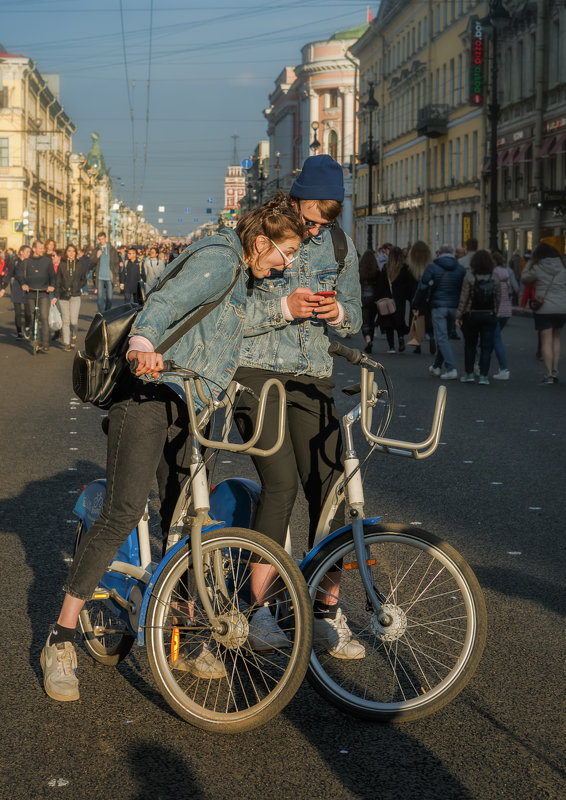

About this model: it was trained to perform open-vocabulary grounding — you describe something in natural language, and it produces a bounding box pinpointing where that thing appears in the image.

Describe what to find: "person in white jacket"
[143,246,164,289]
[521,242,566,384]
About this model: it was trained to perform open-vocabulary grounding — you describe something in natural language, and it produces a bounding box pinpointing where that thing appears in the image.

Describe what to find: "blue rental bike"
[73,367,312,734]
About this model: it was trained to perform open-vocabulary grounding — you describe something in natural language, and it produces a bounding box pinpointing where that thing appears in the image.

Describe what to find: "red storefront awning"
[536,137,556,159]
[548,132,566,156]
[512,143,531,164]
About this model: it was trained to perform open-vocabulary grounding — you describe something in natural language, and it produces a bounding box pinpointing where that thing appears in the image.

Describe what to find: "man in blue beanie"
[234,155,365,660]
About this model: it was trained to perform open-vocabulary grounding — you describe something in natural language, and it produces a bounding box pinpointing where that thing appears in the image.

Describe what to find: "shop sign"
[399,197,423,210]
[546,118,565,133]
[470,17,484,106]
[462,212,474,244]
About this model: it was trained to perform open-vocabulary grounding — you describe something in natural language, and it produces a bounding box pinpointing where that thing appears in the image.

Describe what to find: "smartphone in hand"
[314,290,336,297]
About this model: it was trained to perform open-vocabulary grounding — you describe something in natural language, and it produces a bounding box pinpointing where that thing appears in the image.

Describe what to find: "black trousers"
[25,292,50,345]
[65,382,192,600]
[234,367,343,550]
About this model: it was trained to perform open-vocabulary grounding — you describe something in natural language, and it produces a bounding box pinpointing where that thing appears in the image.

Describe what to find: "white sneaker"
[440,369,458,380]
[387,348,396,354]
[173,644,226,679]
[428,365,441,376]
[492,369,510,380]
[313,609,365,660]
[40,638,79,701]
[247,604,289,651]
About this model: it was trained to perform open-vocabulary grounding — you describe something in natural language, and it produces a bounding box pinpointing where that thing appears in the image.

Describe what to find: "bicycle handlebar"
[129,359,286,458]
[328,341,447,460]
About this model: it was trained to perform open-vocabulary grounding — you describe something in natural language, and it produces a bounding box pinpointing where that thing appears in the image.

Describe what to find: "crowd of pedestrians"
[357,235,566,385]
[0,238,171,351]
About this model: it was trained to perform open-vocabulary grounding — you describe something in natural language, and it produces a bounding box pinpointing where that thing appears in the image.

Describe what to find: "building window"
[0,198,7,219]
[328,129,338,161]
[0,87,8,108]
[455,138,461,182]
[0,138,8,166]
[449,59,455,107]
[472,131,478,178]
[325,88,339,109]
[463,134,469,180]
[457,54,463,105]
[418,21,422,48]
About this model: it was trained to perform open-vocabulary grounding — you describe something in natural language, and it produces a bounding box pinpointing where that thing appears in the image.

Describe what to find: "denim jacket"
[129,228,248,408]
[239,227,362,377]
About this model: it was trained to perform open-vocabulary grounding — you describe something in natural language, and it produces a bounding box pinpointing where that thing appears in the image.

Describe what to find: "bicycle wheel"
[74,521,135,666]
[145,527,312,733]
[303,524,487,722]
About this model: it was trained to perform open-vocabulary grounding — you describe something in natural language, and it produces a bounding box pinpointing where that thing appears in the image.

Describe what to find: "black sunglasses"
[303,217,335,231]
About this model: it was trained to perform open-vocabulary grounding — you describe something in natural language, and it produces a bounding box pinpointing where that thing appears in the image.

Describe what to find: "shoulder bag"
[73,244,242,409]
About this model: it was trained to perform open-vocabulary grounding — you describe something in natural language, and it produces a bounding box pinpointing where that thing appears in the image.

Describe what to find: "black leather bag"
[72,302,140,409]
[72,244,242,409]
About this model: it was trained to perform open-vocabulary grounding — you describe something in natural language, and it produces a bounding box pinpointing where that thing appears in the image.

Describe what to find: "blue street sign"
[241,158,252,170]
[184,207,190,213]
[194,218,199,223]
[177,218,183,223]
[207,197,213,204]
[206,208,212,214]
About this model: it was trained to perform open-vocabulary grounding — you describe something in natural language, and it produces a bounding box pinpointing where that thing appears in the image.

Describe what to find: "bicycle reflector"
[171,626,180,663]
[343,559,376,570]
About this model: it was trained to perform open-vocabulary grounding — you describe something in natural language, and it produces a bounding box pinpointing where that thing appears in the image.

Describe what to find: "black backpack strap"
[330,225,348,274]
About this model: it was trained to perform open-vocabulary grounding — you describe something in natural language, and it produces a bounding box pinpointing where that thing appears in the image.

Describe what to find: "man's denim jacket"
[129,228,248,408]
[239,228,362,377]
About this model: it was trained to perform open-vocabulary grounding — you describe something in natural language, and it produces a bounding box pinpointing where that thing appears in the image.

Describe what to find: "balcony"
[416,105,449,138]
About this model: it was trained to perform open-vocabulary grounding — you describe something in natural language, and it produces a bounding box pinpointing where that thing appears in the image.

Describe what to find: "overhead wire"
[138,0,154,202]
[119,0,137,206]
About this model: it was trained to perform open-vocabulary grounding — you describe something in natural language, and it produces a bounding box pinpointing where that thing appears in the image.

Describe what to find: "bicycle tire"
[303,524,487,722]
[74,521,135,666]
[145,527,312,733]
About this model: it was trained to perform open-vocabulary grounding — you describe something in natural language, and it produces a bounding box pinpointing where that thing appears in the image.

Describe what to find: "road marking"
[463,460,473,463]
[490,482,503,485]
[507,551,522,556]
[528,506,542,510]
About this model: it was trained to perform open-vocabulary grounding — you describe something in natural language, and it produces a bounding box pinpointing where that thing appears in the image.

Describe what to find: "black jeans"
[461,312,498,376]
[13,301,31,333]
[64,382,192,600]
[25,292,50,345]
[234,367,343,550]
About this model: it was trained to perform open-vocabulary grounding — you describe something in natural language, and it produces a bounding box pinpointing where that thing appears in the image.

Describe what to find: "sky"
[1,0,376,237]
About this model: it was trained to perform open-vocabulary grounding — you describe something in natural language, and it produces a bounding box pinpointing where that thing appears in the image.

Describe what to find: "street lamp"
[257,166,266,206]
[310,121,320,154]
[487,0,510,252]
[363,81,379,251]
[275,152,281,189]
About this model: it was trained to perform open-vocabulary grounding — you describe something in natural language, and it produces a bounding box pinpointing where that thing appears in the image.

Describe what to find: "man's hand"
[47,286,55,293]
[22,284,30,292]
[312,293,339,321]
[127,349,164,379]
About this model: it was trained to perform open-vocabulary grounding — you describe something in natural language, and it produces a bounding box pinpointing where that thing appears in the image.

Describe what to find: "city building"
[351,1,489,253]
[492,0,566,255]
[263,24,368,236]
[0,46,75,249]
[221,165,246,225]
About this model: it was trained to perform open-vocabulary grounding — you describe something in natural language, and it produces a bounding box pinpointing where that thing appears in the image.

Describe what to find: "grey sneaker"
[40,638,79,701]
[173,644,226,679]
[428,365,441,377]
[247,604,289,651]
[313,609,365,660]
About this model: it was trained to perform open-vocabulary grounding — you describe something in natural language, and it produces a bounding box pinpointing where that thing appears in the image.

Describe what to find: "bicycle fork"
[343,413,391,626]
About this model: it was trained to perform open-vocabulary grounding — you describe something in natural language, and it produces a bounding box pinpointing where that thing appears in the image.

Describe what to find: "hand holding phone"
[314,290,336,297]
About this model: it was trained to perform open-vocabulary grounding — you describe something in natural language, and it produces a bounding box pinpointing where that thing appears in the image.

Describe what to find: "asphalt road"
[0,293,564,800]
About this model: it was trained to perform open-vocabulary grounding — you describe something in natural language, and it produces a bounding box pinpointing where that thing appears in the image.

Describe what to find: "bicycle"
[72,366,313,734]
[216,341,487,722]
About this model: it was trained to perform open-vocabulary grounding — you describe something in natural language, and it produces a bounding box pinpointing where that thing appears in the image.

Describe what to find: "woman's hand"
[127,349,164,379]
[51,297,58,306]
[287,288,339,320]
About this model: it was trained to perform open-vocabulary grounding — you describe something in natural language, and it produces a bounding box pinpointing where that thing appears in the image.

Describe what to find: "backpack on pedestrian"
[471,276,496,312]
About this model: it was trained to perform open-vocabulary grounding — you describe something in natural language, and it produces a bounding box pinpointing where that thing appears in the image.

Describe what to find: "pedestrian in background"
[491,251,519,380]
[413,244,465,379]
[521,242,566,384]
[407,240,435,355]
[90,231,120,313]
[15,240,56,353]
[359,249,379,353]
[120,246,146,303]
[457,250,501,385]
[0,244,32,339]
[144,246,163,289]
[56,244,87,351]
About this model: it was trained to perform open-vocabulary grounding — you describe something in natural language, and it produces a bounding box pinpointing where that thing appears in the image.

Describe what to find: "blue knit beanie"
[290,154,344,202]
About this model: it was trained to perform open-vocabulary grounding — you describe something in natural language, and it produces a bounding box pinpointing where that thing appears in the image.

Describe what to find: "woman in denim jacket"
[234,155,365,658]
[40,194,304,703]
